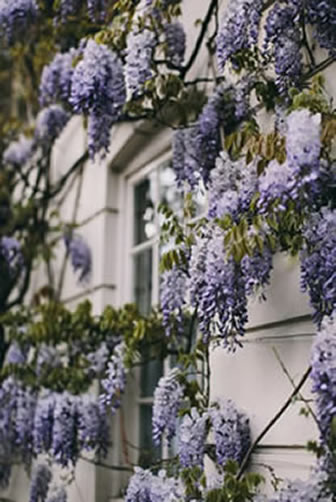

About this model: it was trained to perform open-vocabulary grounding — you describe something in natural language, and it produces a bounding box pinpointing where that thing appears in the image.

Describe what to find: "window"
[127,156,181,466]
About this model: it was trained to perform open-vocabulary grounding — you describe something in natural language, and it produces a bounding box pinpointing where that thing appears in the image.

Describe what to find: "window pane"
[133,174,157,245]
[133,249,152,315]
[140,357,163,398]
[159,163,183,215]
[138,404,161,468]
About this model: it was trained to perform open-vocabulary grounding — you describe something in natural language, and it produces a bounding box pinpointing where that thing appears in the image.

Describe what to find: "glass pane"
[159,163,183,215]
[140,357,163,397]
[133,249,152,315]
[133,173,157,245]
[138,404,161,468]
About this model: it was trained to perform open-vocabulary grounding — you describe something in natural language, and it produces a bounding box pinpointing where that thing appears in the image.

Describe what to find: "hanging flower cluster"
[0,0,38,45]
[125,467,184,502]
[178,407,207,468]
[100,343,127,414]
[300,209,336,326]
[152,368,184,444]
[208,399,251,466]
[39,50,79,107]
[70,39,126,158]
[310,319,336,443]
[64,233,92,283]
[125,29,156,99]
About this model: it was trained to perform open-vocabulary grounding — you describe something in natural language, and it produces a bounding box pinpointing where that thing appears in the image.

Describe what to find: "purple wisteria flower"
[54,0,81,24]
[207,151,257,219]
[160,266,187,336]
[216,0,263,70]
[163,22,185,66]
[208,399,250,466]
[191,227,248,348]
[125,29,156,99]
[87,0,107,22]
[100,343,126,414]
[241,247,273,297]
[263,2,302,93]
[125,468,183,502]
[0,236,24,273]
[268,471,332,502]
[77,395,109,455]
[5,341,28,365]
[86,342,109,375]
[29,464,52,502]
[286,109,321,181]
[310,319,336,443]
[36,344,61,376]
[46,487,67,502]
[70,39,126,158]
[51,392,79,466]
[35,105,70,145]
[152,368,184,445]
[306,0,336,55]
[178,407,207,468]
[33,393,55,454]
[257,159,293,211]
[172,127,201,189]
[0,0,38,45]
[15,386,37,463]
[64,233,92,283]
[300,208,336,326]
[39,50,79,106]
[3,136,34,166]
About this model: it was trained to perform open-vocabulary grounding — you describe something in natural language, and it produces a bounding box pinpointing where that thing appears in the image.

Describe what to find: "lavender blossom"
[100,343,126,414]
[39,50,79,106]
[300,208,336,326]
[70,39,125,157]
[29,464,52,502]
[0,236,24,272]
[257,159,293,211]
[241,246,273,296]
[125,467,152,502]
[5,341,27,365]
[125,468,183,502]
[87,0,107,22]
[33,393,55,454]
[310,319,336,443]
[263,2,302,92]
[286,109,321,181]
[306,0,336,55]
[209,399,250,466]
[46,487,67,502]
[193,227,248,348]
[51,392,79,466]
[78,395,109,455]
[268,472,332,501]
[207,152,243,219]
[36,344,61,376]
[216,0,263,70]
[87,111,113,159]
[178,407,207,468]
[15,386,37,463]
[125,29,156,98]
[152,368,184,445]
[172,127,201,189]
[0,0,38,45]
[35,105,70,145]
[86,342,109,375]
[64,233,92,283]
[160,266,187,336]
[3,136,34,166]
[163,22,185,66]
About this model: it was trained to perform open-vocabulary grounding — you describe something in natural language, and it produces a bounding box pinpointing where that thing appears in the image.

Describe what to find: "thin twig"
[272,347,319,427]
[237,365,311,478]
[181,0,218,78]
[79,455,133,472]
